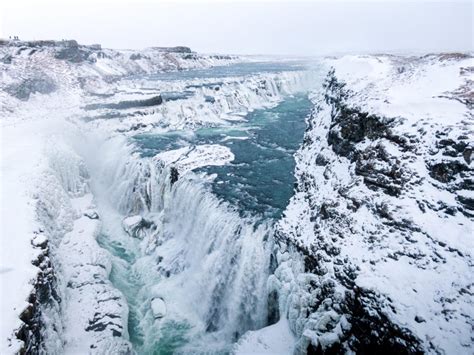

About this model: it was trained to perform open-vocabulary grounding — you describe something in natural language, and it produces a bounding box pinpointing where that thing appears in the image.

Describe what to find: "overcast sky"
[1,0,472,55]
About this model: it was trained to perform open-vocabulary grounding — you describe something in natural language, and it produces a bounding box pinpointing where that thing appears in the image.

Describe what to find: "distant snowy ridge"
[263,54,473,354]
[0,40,239,116]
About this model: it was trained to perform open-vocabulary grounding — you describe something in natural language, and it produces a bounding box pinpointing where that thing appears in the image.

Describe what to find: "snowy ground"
[233,319,296,354]
[0,119,53,353]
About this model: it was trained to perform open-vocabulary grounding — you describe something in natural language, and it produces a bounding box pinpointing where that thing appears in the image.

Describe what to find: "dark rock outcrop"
[152,46,192,53]
[84,95,163,111]
[16,234,61,354]
[54,46,90,63]
[6,76,57,101]
[170,167,179,185]
[2,54,12,64]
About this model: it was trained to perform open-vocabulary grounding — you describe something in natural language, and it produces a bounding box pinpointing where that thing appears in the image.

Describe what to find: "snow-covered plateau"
[0,39,472,355]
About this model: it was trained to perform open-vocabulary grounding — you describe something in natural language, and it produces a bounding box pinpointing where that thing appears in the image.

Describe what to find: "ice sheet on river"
[154,144,234,174]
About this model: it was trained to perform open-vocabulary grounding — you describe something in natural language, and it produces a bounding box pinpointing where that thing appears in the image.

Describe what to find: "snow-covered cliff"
[0,40,237,99]
[267,54,473,354]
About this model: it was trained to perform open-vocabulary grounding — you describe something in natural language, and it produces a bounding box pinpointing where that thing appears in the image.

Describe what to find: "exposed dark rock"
[129,53,143,60]
[267,290,280,325]
[84,95,163,110]
[16,234,61,354]
[320,201,339,220]
[170,167,179,185]
[54,45,90,63]
[435,52,473,61]
[204,95,216,103]
[6,76,57,101]
[46,40,78,48]
[463,147,472,164]
[87,44,102,50]
[315,154,329,166]
[2,54,12,64]
[429,161,467,183]
[129,123,148,131]
[84,210,100,219]
[122,215,156,240]
[85,319,122,333]
[183,53,197,60]
[152,46,192,53]
[211,54,234,60]
[355,143,408,196]
[424,135,474,217]
[3,40,78,48]
[31,235,48,249]
[414,316,426,323]
[339,288,424,355]
[457,194,474,213]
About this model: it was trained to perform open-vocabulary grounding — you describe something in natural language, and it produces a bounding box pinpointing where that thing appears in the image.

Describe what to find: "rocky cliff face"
[15,235,62,355]
[271,55,473,354]
[15,135,134,354]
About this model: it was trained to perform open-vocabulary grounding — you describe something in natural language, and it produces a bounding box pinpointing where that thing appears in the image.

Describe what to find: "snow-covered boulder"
[83,209,99,220]
[151,297,167,319]
[31,233,48,249]
[122,215,156,239]
[122,215,143,232]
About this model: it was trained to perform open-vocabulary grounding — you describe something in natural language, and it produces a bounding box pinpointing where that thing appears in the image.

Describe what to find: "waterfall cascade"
[23,61,319,354]
[84,136,275,353]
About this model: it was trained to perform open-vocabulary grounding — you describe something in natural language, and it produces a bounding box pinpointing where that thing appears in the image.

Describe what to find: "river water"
[93,61,317,354]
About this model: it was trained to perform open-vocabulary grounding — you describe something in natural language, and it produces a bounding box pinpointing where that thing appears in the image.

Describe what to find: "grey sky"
[1,0,472,55]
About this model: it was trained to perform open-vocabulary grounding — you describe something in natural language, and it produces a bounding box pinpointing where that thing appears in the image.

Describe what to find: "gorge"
[0,41,472,355]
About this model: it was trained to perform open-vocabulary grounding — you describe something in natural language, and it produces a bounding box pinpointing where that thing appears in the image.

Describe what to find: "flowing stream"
[89,61,317,354]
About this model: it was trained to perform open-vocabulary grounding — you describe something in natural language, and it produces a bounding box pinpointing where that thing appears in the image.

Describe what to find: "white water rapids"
[80,134,274,354]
